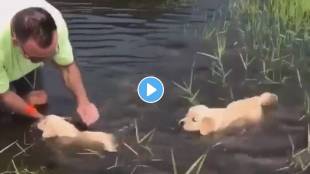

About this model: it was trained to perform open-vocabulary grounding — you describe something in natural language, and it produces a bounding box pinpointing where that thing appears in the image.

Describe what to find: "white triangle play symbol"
[147,83,157,96]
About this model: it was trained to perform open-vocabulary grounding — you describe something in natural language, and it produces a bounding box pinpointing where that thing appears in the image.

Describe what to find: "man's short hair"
[12,7,57,48]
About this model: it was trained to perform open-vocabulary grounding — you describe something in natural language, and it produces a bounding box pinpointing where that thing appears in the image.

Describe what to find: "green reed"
[173,61,200,106]
[171,149,207,174]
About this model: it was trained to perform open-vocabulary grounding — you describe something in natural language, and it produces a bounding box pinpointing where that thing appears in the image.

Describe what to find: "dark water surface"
[0,0,309,173]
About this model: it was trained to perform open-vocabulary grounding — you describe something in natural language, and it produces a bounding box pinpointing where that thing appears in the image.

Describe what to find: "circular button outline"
[137,76,164,104]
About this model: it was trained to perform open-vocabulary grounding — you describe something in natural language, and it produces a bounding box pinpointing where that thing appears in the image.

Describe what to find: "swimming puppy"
[37,115,118,152]
[179,92,278,135]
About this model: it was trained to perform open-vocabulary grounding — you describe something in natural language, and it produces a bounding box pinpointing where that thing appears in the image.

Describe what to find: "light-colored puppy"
[179,92,278,135]
[37,115,118,152]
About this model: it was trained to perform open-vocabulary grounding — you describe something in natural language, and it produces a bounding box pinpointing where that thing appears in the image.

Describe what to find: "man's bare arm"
[0,91,43,118]
[59,62,90,105]
[58,62,99,125]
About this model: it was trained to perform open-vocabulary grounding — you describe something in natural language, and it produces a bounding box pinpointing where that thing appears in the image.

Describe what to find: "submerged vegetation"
[171,149,207,174]
[0,140,44,174]
[1,0,309,173]
[175,0,310,172]
[175,0,310,102]
[177,0,310,102]
[228,0,310,83]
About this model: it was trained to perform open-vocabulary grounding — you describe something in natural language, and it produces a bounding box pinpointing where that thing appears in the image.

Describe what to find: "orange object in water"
[24,105,38,117]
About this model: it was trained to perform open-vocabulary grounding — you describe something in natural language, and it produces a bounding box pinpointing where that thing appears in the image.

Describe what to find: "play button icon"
[147,83,157,96]
[137,76,164,103]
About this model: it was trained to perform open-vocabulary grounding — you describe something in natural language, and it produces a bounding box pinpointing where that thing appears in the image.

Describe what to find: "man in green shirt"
[0,1,99,126]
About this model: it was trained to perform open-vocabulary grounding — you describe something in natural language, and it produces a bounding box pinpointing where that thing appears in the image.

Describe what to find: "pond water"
[0,0,309,173]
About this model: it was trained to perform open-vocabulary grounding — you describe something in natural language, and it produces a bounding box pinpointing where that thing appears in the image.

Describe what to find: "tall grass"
[171,149,207,174]
[198,21,231,87]
[269,0,310,33]
[284,125,310,172]
[2,160,45,174]
[222,1,310,172]
[228,0,310,84]
[173,61,200,106]
[0,141,43,174]
[231,0,310,34]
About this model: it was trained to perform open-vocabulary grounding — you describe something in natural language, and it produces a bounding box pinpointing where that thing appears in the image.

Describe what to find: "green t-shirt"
[0,0,74,93]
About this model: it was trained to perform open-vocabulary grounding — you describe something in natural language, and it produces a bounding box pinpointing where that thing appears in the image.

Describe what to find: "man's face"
[17,32,58,63]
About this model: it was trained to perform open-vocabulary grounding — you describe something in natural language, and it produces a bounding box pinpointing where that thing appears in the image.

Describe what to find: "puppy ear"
[199,117,215,135]
[40,124,56,138]
[42,129,56,138]
[37,118,56,138]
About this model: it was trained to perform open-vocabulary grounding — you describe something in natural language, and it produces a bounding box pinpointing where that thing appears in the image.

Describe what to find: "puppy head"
[179,105,215,135]
[37,115,79,138]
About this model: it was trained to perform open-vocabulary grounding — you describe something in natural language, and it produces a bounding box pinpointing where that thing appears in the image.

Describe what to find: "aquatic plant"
[228,0,310,84]
[122,119,156,158]
[2,160,45,174]
[0,141,43,174]
[198,21,231,88]
[173,61,200,106]
[285,125,310,173]
[268,0,310,34]
[230,0,310,34]
[171,149,207,174]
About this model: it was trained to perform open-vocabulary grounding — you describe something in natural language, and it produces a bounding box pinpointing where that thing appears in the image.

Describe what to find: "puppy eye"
[192,117,198,122]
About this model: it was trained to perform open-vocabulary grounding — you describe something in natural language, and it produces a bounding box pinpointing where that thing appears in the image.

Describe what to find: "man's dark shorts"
[10,68,43,97]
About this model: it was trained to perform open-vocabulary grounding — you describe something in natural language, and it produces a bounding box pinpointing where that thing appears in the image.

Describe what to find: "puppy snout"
[175,119,185,132]
[178,119,185,126]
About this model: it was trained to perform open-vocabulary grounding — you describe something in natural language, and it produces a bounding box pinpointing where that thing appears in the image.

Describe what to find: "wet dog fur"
[179,92,278,135]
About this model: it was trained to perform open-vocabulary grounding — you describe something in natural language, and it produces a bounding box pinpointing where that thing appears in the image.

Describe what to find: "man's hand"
[0,91,45,119]
[77,102,100,126]
[60,63,100,126]
[25,90,48,105]
[32,110,44,119]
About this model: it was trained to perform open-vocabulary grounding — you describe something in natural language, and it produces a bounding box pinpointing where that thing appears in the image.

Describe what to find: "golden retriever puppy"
[37,115,118,152]
[179,92,278,135]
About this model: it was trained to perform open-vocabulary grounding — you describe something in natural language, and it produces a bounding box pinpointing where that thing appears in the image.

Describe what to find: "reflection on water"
[0,0,308,173]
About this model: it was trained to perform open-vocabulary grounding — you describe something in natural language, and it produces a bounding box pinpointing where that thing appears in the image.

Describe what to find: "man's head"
[11,7,58,63]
